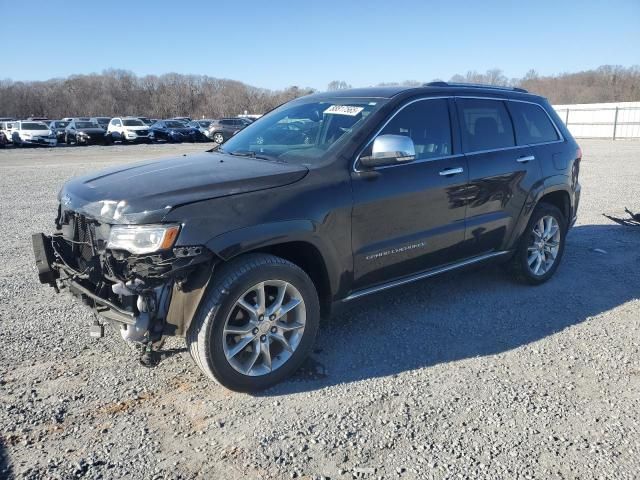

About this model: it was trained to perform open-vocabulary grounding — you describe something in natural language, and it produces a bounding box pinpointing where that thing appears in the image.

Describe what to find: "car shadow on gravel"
[265,224,640,396]
[0,439,11,479]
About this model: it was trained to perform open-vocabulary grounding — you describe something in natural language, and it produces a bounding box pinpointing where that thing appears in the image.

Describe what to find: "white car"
[107,117,151,143]
[0,121,17,144]
[11,121,57,147]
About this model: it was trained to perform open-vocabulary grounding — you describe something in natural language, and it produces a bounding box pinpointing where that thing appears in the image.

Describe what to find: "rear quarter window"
[456,98,515,152]
[507,101,559,145]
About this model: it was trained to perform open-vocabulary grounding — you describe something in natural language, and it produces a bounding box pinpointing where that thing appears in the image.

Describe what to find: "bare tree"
[0,70,315,119]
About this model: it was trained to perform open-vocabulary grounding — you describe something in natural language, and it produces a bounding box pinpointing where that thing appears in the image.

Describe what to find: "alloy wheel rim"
[527,215,561,276]
[222,280,306,377]
[214,133,223,143]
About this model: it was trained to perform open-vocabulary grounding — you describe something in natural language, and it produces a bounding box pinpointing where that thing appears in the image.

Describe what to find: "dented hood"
[59,151,308,224]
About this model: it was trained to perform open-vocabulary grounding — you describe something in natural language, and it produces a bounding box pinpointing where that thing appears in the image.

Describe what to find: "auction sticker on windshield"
[324,105,365,116]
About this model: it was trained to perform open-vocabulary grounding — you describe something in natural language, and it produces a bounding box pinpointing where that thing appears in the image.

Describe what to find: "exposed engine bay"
[33,205,216,349]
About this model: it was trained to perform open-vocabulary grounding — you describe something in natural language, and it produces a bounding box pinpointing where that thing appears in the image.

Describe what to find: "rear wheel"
[510,202,567,285]
[213,132,224,144]
[187,253,320,392]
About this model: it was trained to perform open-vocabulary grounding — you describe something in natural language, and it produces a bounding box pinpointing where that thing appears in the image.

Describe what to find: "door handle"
[516,155,535,163]
[439,167,464,176]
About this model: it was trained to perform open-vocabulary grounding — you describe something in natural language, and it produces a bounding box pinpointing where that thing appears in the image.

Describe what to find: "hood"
[22,129,52,136]
[76,128,105,135]
[60,151,308,224]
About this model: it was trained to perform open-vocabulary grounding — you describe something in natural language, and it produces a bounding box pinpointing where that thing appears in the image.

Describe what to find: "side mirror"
[359,134,416,169]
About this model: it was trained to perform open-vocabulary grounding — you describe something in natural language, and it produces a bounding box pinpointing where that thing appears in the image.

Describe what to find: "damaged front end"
[33,206,216,345]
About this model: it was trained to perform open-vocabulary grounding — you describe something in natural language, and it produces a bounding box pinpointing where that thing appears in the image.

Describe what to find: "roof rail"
[423,81,528,93]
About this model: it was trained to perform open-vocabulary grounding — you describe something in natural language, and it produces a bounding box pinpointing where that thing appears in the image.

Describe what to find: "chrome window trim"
[352,95,565,172]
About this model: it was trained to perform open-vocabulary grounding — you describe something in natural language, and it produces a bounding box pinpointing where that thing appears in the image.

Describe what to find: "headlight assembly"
[107,224,180,254]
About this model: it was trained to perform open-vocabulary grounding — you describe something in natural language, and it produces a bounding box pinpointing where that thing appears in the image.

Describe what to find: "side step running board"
[343,251,510,302]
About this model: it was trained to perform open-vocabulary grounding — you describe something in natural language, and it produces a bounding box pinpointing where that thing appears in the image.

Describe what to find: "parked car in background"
[11,121,57,147]
[208,118,248,144]
[63,117,91,122]
[107,117,151,143]
[137,117,154,126]
[172,116,191,123]
[90,117,111,131]
[149,120,201,143]
[65,120,108,145]
[27,117,49,122]
[0,121,16,144]
[49,120,70,143]
[237,117,255,126]
[187,119,215,140]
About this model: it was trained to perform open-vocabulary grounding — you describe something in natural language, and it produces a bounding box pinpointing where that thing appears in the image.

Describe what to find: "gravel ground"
[0,140,639,480]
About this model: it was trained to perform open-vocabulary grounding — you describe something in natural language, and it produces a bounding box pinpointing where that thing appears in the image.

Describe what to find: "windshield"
[123,119,144,127]
[76,122,100,129]
[54,121,69,128]
[165,121,187,128]
[219,98,385,163]
[22,122,48,130]
[198,121,211,128]
[96,118,110,125]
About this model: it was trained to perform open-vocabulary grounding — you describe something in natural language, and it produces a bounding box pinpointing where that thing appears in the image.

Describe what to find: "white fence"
[552,101,640,139]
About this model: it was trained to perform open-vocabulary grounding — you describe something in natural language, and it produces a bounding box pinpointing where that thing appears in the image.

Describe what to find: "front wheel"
[510,202,567,285]
[187,253,320,392]
[212,132,224,144]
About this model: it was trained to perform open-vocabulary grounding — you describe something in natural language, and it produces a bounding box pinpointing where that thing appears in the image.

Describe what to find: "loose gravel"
[0,140,639,479]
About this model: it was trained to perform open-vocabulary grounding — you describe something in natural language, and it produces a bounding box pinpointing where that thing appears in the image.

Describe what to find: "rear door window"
[507,101,559,145]
[456,98,515,153]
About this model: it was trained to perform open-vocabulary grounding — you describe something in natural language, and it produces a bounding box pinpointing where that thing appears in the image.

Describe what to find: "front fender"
[205,220,344,300]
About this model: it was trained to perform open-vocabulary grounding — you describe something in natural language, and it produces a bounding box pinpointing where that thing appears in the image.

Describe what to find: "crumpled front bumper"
[32,232,137,325]
[32,230,215,341]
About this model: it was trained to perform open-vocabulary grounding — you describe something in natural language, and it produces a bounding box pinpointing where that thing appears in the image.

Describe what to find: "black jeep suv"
[33,83,581,391]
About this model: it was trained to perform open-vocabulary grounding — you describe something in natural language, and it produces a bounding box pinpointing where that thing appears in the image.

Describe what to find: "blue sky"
[1,0,638,91]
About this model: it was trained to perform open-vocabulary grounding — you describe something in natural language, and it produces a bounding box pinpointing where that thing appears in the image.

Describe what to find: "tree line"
[0,69,314,120]
[1,65,638,120]
[328,65,640,105]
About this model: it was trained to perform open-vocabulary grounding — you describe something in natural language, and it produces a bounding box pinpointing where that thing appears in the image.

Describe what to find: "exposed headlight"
[107,224,180,254]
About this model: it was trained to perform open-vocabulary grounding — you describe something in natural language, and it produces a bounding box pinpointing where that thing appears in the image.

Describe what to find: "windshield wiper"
[227,150,256,158]
[226,150,277,162]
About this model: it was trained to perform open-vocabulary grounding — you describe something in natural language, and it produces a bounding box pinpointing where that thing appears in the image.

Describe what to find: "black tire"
[187,253,320,392]
[64,133,72,145]
[510,202,567,285]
